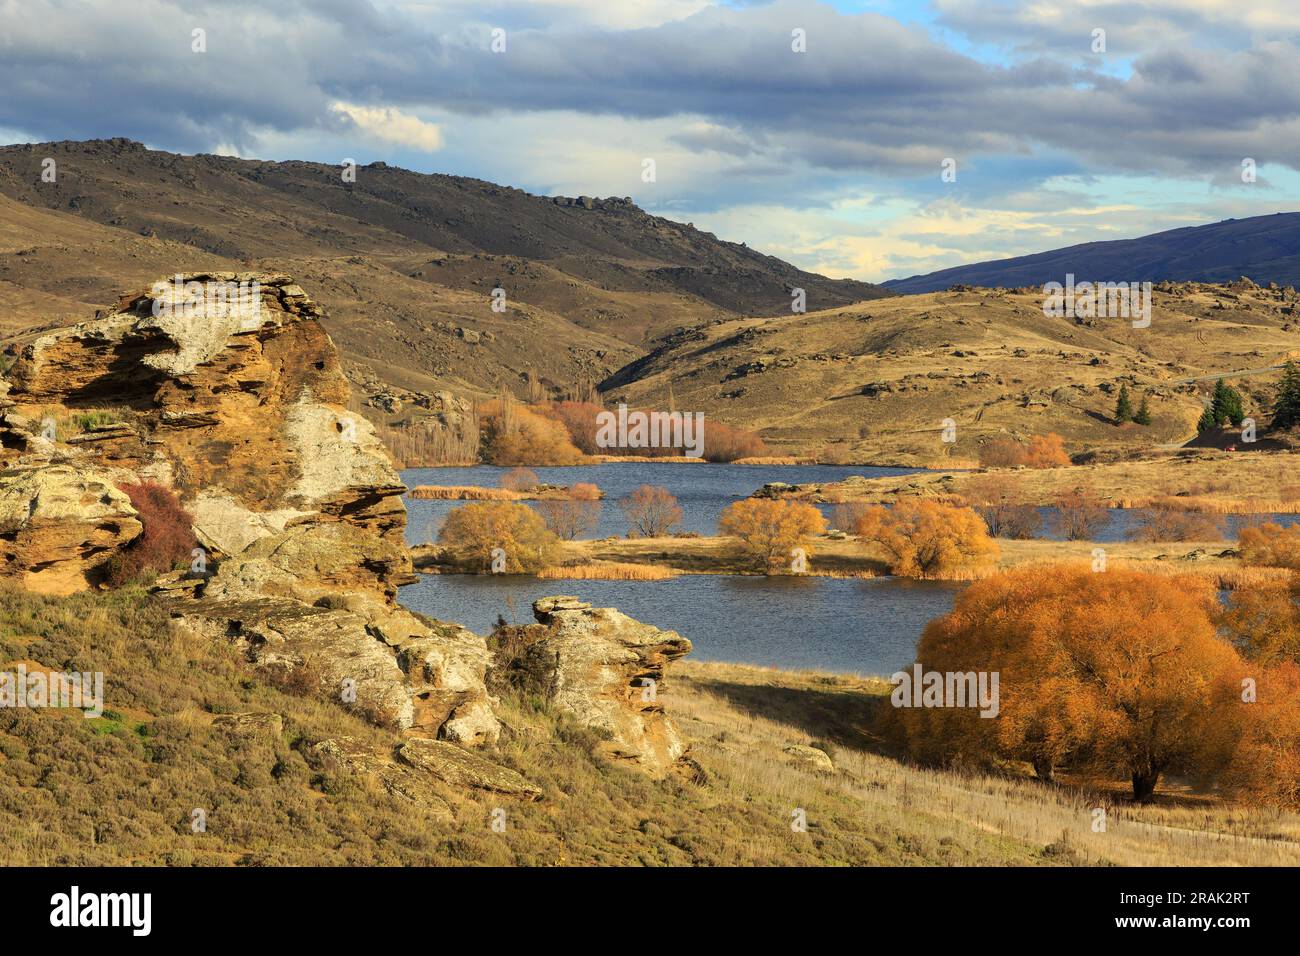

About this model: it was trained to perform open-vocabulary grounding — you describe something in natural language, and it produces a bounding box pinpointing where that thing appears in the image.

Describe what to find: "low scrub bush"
[104,482,196,586]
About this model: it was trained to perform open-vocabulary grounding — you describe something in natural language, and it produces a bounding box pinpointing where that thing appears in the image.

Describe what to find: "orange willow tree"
[853,500,998,579]
[437,502,561,573]
[897,565,1246,802]
[718,498,827,573]
[1217,575,1300,807]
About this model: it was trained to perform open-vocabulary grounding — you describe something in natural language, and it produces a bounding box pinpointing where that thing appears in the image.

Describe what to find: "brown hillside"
[602,281,1300,463]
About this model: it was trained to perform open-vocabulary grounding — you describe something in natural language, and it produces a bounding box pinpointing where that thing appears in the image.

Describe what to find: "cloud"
[3,0,1300,282]
[330,102,444,152]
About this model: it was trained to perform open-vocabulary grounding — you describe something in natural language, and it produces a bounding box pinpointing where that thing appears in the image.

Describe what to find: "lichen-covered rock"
[309,737,454,820]
[173,597,415,730]
[397,737,541,799]
[492,595,692,775]
[783,744,835,774]
[1,273,411,590]
[0,273,499,755]
[0,464,142,594]
[398,622,499,745]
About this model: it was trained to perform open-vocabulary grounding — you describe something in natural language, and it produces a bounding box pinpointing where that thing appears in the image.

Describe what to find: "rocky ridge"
[0,273,694,793]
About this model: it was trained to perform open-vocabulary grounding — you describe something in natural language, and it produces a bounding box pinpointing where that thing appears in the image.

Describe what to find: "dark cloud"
[3,1,1299,191]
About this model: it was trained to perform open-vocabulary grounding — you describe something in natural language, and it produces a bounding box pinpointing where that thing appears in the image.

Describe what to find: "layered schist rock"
[0,273,499,745]
[2,272,409,592]
[0,464,142,594]
[491,596,693,775]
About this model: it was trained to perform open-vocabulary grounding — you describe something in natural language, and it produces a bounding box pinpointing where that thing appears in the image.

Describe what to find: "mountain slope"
[601,280,1300,463]
[0,139,887,408]
[884,212,1300,294]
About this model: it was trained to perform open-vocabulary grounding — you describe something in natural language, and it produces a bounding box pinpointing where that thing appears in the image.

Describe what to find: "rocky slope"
[0,272,693,783]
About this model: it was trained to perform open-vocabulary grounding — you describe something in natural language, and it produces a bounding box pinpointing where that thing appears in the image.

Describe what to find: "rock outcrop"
[0,464,142,594]
[0,273,499,745]
[2,272,409,593]
[491,596,693,775]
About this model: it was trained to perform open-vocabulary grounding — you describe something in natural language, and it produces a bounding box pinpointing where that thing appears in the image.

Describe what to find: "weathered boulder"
[0,464,142,594]
[397,621,499,745]
[173,597,416,729]
[212,712,285,738]
[309,737,454,820]
[490,596,692,775]
[783,744,835,774]
[397,737,541,799]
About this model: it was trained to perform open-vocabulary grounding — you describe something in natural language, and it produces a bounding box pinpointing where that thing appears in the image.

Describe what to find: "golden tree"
[718,498,827,573]
[437,502,562,573]
[898,566,1245,801]
[853,500,998,578]
[1238,522,1300,570]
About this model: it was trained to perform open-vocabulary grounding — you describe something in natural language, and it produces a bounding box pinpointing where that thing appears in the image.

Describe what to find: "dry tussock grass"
[1116,494,1300,514]
[673,660,1300,867]
[408,485,524,500]
[537,561,679,581]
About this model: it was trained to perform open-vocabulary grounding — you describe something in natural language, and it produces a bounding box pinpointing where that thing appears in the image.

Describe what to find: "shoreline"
[409,534,1276,588]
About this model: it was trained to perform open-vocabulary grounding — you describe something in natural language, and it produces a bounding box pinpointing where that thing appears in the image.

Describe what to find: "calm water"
[397,571,962,676]
[401,462,919,545]
[395,463,1298,674]
[401,462,1300,545]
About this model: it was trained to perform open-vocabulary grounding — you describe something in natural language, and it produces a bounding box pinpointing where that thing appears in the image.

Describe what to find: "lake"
[400,461,919,544]
[397,570,963,676]
[395,462,1297,675]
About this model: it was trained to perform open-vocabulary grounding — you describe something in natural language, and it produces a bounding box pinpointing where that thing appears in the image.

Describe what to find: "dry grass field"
[5,586,1297,866]
[806,449,1300,511]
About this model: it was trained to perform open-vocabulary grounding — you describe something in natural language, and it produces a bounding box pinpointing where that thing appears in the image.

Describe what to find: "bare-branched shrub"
[1126,506,1225,542]
[619,485,683,538]
[1054,487,1111,540]
[536,483,603,540]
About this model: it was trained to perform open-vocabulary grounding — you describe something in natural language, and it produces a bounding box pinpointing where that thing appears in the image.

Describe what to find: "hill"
[0,139,886,411]
[5,586,1294,866]
[600,279,1300,463]
[884,212,1300,294]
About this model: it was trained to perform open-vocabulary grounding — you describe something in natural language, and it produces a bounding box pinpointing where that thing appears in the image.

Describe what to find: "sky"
[2,0,1299,282]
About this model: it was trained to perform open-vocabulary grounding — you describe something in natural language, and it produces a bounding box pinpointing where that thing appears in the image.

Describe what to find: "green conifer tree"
[1114,383,1133,423]
[1272,361,1300,431]
[1134,395,1152,426]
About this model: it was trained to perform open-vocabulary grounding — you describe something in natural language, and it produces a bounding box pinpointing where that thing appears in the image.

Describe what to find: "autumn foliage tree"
[1238,522,1300,570]
[1215,577,1300,807]
[479,395,583,466]
[535,482,603,540]
[436,502,561,573]
[718,498,828,573]
[852,500,998,579]
[978,433,1070,469]
[897,566,1246,801]
[619,484,683,537]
